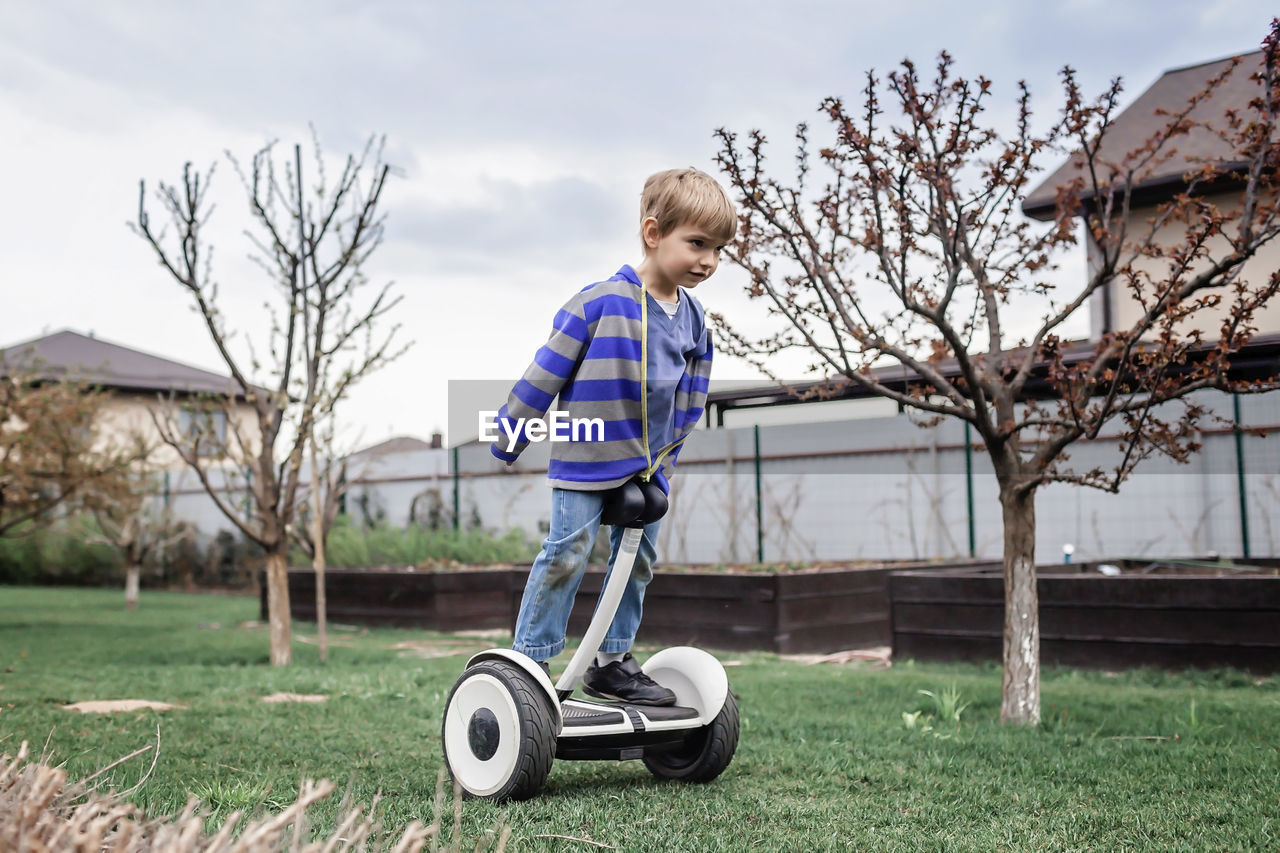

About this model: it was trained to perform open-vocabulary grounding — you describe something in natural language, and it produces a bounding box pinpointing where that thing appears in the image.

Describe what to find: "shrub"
[304,516,537,568]
[0,518,122,586]
[0,516,263,590]
[1,513,536,588]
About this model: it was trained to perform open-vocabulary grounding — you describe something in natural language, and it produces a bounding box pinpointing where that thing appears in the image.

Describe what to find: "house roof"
[1022,51,1265,221]
[349,435,435,458]
[1,329,245,398]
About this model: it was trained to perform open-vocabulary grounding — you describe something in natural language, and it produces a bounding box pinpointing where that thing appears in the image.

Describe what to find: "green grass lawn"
[1,585,1277,852]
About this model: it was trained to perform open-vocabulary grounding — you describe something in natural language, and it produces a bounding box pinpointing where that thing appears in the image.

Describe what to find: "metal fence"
[161,388,1279,564]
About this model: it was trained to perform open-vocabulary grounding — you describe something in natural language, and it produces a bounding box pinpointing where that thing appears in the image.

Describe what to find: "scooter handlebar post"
[555,526,643,694]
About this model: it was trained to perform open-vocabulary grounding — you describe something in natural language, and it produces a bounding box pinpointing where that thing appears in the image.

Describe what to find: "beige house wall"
[93,393,260,470]
[1097,190,1280,339]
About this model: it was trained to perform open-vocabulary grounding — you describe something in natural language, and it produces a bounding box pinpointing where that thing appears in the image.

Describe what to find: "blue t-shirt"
[644,288,700,459]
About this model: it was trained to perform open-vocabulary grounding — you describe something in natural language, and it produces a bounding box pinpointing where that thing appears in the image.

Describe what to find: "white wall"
[160,388,1279,563]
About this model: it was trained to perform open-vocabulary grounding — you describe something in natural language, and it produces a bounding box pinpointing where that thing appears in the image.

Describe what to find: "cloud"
[387,173,629,273]
[1,0,1274,444]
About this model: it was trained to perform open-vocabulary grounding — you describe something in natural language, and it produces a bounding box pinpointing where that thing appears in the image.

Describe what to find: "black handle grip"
[600,477,669,528]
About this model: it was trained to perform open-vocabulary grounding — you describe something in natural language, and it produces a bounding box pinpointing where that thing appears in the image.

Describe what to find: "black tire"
[642,688,739,783]
[441,660,556,802]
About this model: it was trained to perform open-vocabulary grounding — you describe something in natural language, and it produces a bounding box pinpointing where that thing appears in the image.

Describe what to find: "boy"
[490,167,736,705]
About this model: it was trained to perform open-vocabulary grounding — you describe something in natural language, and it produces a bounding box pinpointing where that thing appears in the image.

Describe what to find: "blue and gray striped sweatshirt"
[490,265,713,493]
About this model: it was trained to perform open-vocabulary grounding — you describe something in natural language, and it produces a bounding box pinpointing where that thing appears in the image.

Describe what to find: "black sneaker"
[583,654,676,706]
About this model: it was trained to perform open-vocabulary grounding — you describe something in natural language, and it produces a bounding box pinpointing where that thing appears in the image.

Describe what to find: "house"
[1022,50,1280,340]
[0,329,258,469]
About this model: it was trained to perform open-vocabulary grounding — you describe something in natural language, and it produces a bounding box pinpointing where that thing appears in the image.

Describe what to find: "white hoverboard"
[440,478,739,801]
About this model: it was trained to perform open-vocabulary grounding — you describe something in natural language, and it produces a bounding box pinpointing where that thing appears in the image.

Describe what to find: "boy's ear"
[641,216,662,250]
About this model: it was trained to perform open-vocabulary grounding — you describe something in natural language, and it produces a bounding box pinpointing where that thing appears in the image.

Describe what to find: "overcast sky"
[3,0,1273,449]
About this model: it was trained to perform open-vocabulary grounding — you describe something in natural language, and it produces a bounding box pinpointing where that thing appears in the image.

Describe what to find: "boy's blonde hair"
[640,168,737,251]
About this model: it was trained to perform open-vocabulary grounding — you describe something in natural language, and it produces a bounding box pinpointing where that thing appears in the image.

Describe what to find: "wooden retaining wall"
[889,562,1280,673]
[271,559,1280,669]
[282,567,519,632]
[276,564,895,654]
[553,566,893,653]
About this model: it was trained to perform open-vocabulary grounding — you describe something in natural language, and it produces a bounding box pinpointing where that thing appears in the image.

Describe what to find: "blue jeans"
[512,487,661,661]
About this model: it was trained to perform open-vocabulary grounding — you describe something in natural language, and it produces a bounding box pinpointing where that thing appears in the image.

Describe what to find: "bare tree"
[713,24,1280,724]
[290,411,352,663]
[82,468,185,610]
[0,362,143,537]
[133,132,406,666]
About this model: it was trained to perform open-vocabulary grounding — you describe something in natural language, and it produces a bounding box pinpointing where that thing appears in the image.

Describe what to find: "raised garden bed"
[280,566,517,633]
[889,558,1280,673]
[553,564,894,653]
[274,562,901,654]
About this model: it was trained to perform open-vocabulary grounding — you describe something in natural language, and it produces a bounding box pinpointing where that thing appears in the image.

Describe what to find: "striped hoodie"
[490,266,713,493]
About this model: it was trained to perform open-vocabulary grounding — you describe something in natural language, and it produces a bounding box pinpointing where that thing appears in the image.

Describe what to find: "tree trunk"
[311,460,328,664]
[124,564,141,610]
[264,549,292,666]
[999,483,1040,725]
[309,439,329,663]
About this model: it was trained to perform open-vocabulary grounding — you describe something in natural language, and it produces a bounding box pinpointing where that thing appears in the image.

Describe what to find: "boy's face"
[643,220,726,292]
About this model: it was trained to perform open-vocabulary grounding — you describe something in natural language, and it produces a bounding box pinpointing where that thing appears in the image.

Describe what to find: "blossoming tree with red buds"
[714,23,1280,724]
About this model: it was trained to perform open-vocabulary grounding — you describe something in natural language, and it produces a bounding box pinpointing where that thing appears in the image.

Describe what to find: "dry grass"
[0,739,506,853]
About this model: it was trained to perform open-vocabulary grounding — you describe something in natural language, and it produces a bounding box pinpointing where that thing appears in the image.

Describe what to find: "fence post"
[1232,393,1251,558]
[964,421,975,558]
[754,424,764,564]
[452,446,461,532]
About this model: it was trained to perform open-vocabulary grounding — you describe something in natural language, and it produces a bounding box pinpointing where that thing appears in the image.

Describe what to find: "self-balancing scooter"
[441,477,739,801]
